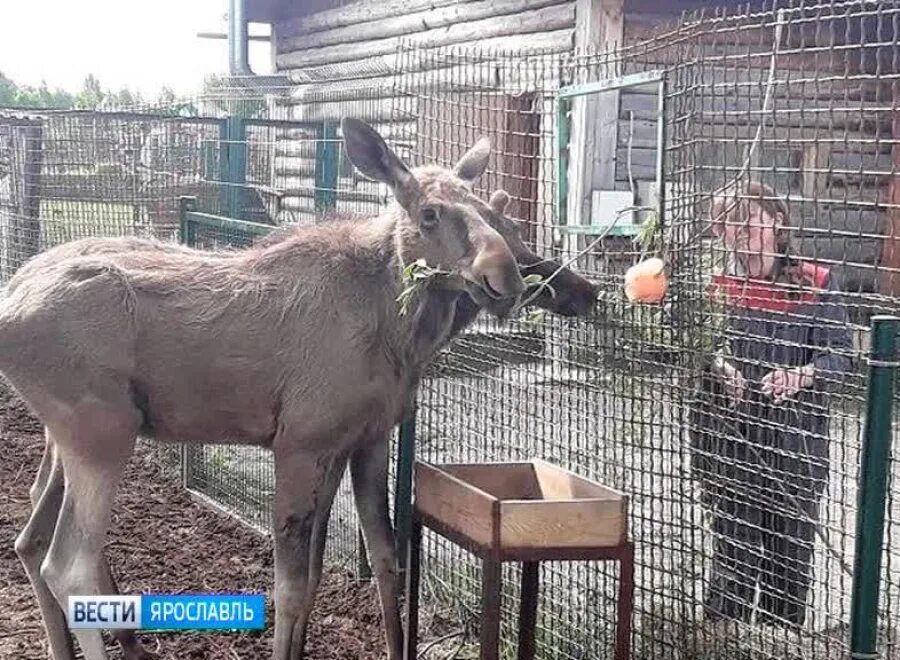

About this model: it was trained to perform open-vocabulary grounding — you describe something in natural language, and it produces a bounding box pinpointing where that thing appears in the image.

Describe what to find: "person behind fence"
[689,181,853,626]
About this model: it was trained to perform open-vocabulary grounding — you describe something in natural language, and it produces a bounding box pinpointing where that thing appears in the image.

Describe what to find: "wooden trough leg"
[480,558,503,660]
[516,561,540,660]
[404,516,422,660]
[614,543,635,660]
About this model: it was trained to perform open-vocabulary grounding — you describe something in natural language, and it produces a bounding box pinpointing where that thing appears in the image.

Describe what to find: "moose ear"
[489,190,510,214]
[341,117,411,189]
[454,137,491,183]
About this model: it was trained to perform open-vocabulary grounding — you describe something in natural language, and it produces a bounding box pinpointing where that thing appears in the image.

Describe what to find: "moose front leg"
[272,443,329,660]
[350,435,403,660]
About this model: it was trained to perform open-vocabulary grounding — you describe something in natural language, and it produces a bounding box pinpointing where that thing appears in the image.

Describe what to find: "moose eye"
[421,207,440,230]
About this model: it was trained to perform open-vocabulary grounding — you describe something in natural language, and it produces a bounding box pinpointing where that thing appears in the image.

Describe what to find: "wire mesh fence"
[0,0,897,658]
[395,2,897,659]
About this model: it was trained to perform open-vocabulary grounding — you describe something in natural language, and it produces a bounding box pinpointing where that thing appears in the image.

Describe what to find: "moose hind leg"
[272,444,330,660]
[351,437,403,660]
[295,451,349,652]
[40,402,140,660]
[15,446,76,660]
[30,429,55,507]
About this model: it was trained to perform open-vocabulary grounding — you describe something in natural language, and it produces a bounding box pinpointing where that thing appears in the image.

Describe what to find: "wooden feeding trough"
[404,459,633,660]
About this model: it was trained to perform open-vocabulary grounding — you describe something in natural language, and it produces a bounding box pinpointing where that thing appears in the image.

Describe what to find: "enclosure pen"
[0,0,899,658]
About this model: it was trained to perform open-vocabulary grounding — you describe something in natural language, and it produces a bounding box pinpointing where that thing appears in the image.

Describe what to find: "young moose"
[0,118,527,660]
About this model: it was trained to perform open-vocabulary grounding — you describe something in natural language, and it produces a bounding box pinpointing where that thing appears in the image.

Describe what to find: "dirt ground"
[0,383,400,660]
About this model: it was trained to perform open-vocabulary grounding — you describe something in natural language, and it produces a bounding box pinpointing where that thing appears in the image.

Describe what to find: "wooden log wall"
[271,0,576,226]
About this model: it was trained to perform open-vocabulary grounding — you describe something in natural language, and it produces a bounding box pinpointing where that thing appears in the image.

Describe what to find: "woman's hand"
[761,364,815,403]
[712,356,746,406]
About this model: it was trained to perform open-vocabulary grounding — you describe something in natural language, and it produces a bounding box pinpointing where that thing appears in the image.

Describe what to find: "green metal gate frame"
[211,117,340,221]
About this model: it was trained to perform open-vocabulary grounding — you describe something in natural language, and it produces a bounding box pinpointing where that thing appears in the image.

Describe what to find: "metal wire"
[394,3,896,659]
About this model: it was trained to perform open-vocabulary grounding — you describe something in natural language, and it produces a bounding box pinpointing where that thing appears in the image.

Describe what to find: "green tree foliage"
[0,71,75,109]
[0,72,148,111]
[75,74,104,109]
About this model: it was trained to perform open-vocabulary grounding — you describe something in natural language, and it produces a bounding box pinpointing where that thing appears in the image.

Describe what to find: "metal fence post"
[178,195,197,246]
[218,116,246,219]
[394,413,417,572]
[850,315,898,659]
[556,97,571,227]
[314,120,339,213]
[177,195,198,490]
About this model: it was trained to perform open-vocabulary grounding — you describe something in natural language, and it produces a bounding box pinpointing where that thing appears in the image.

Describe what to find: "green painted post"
[177,194,198,490]
[394,414,416,572]
[229,116,247,219]
[556,98,571,227]
[217,120,230,217]
[202,139,217,185]
[315,121,340,213]
[218,117,247,219]
[850,315,898,659]
[178,196,197,247]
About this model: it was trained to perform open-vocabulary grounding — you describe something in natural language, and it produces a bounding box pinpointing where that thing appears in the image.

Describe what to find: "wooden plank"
[497,94,541,238]
[280,0,569,52]
[794,216,884,238]
[686,161,890,188]
[275,140,319,159]
[289,64,500,103]
[500,499,626,548]
[414,462,496,548]
[532,460,624,500]
[614,148,656,182]
[415,90,542,243]
[284,183,386,206]
[272,172,318,188]
[278,30,573,82]
[277,195,316,212]
[692,122,894,154]
[798,236,883,266]
[275,4,574,69]
[878,81,900,296]
[445,463,542,500]
[625,10,683,42]
[285,97,418,124]
[622,91,892,130]
[277,0,465,39]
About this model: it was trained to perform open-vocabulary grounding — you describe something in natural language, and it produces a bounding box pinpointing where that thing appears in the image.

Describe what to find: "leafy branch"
[396,259,451,316]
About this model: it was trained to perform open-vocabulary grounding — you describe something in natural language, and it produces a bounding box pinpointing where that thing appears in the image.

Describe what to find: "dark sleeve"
[808,270,854,381]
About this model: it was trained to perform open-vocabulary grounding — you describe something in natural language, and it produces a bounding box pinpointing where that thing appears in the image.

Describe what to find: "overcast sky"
[0,0,273,97]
